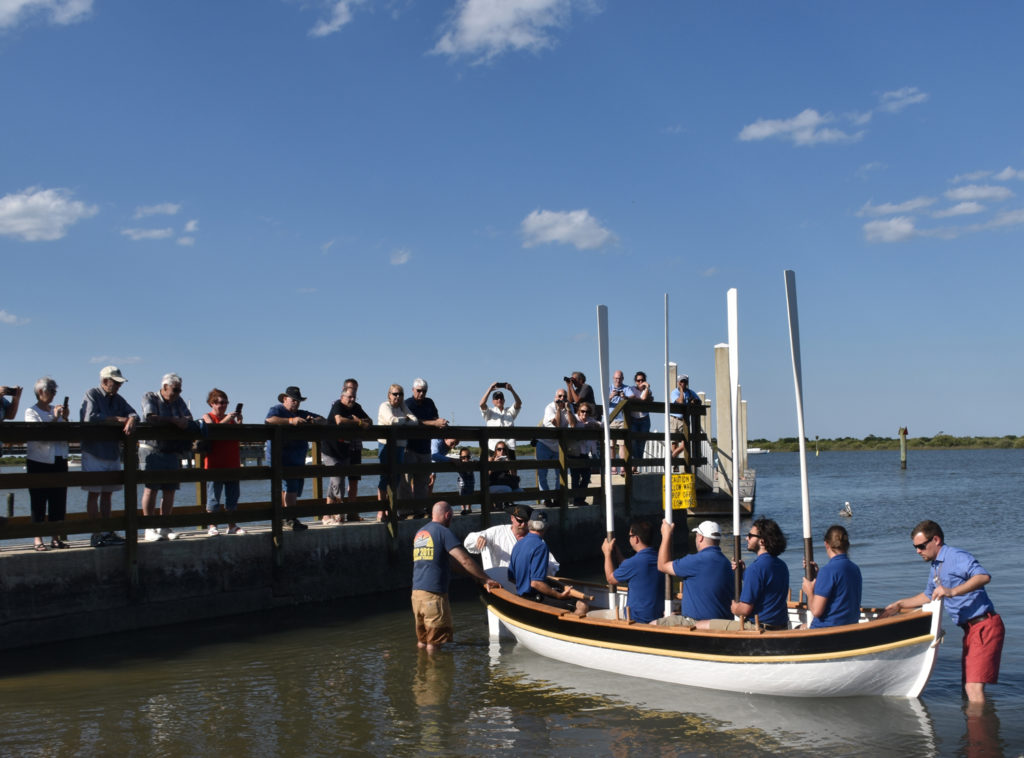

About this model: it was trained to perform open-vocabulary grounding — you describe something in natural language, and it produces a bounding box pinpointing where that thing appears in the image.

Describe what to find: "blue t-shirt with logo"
[412,521,461,594]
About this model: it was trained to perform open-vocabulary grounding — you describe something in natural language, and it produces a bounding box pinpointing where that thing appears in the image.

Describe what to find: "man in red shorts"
[411,501,499,652]
[883,520,1004,703]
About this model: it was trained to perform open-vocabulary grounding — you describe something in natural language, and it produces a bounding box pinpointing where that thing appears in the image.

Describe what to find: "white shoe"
[144,528,165,542]
[162,528,180,541]
[207,525,220,537]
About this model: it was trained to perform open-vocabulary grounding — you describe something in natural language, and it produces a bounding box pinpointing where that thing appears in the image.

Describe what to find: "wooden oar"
[727,288,742,600]
[662,294,674,615]
[784,270,814,577]
[547,577,595,602]
[596,305,613,540]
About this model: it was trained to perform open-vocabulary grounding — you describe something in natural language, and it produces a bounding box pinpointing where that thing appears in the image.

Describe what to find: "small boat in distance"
[747,447,769,454]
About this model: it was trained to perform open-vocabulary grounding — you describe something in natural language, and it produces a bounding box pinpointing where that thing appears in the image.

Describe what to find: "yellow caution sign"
[663,473,696,511]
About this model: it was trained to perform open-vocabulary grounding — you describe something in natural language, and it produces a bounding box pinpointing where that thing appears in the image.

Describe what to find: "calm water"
[0,449,1021,756]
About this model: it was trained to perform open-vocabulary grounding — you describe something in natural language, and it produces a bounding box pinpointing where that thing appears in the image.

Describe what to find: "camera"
[497,382,509,389]
[563,377,572,384]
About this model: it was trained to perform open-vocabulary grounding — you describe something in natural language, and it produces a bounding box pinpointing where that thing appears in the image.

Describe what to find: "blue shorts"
[143,450,181,491]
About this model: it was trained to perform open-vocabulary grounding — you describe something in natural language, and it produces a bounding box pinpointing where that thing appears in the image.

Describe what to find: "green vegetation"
[746,434,1024,452]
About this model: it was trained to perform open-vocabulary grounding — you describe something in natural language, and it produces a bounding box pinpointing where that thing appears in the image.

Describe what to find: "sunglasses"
[913,540,930,551]
[746,532,760,539]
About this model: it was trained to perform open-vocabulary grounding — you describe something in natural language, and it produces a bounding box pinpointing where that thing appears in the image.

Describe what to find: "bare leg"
[964,682,986,703]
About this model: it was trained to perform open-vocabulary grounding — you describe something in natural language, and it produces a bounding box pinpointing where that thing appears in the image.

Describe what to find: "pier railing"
[0,399,706,553]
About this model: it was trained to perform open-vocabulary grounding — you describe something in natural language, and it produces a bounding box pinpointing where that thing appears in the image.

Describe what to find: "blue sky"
[2,1,1022,440]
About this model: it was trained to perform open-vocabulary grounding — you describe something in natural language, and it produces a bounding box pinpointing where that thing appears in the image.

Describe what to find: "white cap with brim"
[100,366,127,383]
[692,520,722,539]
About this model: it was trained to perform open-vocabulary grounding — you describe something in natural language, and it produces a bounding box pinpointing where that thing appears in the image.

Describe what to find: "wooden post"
[5,492,11,518]
[479,432,491,528]
[310,441,323,518]
[556,427,568,530]
[899,426,908,469]
[123,438,140,599]
[385,428,399,539]
[270,427,284,569]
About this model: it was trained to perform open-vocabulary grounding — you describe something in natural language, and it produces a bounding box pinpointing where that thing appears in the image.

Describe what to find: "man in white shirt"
[479,381,522,452]
[463,504,561,573]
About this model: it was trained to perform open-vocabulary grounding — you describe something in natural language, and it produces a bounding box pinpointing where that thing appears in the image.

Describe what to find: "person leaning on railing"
[265,386,326,531]
[376,383,418,520]
[24,376,69,551]
[80,365,139,548]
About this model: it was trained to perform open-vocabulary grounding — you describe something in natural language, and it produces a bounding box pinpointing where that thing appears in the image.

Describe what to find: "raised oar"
[727,288,742,600]
[784,270,814,577]
[662,294,674,615]
[596,305,613,540]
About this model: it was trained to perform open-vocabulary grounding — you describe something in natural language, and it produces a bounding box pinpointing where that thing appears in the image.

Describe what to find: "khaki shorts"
[411,589,453,646]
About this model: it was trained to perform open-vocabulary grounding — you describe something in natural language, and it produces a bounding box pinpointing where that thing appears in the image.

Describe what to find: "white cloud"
[945,184,1014,202]
[521,208,614,250]
[855,161,886,180]
[390,248,411,265]
[932,202,984,218]
[0,0,92,29]
[950,170,992,184]
[176,236,195,246]
[89,355,142,365]
[863,216,916,243]
[309,0,363,37]
[994,166,1024,181]
[121,227,174,241]
[183,218,199,233]
[877,86,929,113]
[432,0,586,63]
[0,309,29,326]
[134,202,180,218]
[0,186,98,241]
[986,208,1024,228]
[738,109,863,146]
[857,197,934,217]
[321,239,335,253]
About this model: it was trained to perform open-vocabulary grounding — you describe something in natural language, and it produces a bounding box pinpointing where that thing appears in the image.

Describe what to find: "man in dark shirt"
[404,378,448,504]
[323,381,371,524]
[412,501,498,653]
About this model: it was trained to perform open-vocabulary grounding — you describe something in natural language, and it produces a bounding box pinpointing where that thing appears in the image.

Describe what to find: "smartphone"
[235,403,243,415]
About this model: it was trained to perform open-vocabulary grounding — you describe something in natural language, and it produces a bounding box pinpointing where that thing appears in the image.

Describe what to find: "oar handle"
[547,576,594,602]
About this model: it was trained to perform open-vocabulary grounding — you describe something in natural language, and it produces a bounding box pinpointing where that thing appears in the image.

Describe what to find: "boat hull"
[481,588,942,698]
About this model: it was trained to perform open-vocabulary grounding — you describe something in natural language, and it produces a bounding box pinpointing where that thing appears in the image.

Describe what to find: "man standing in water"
[412,501,499,653]
[882,519,1004,704]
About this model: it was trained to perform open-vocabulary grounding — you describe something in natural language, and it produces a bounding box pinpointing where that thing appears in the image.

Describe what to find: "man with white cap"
[80,366,139,547]
[464,504,561,574]
[656,518,733,626]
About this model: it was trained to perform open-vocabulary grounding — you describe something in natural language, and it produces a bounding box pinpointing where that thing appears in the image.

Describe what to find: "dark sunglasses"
[913,540,930,551]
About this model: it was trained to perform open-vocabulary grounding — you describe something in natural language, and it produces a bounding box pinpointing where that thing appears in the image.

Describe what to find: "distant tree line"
[745,434,1024,452]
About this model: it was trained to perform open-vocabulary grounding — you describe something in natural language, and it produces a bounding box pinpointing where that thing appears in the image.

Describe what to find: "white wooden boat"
[480,582,943,698]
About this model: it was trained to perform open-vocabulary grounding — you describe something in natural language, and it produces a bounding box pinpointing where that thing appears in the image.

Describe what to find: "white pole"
[596,305,614,537]
[784,270,814,576]
[727,288,741,599]
[663,294,673,524]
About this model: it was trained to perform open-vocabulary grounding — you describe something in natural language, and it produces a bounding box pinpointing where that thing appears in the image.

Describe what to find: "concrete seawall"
[0,478,675,651]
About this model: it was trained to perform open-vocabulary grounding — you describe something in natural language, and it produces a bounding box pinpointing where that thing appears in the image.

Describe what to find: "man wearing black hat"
[265,386,326,530]
[464,504,561,574]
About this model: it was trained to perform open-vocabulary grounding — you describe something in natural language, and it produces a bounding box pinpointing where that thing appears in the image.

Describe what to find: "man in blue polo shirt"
[883,519,1004,704]
[509,511,588,616]
[801,524,862,628]
[601,519,662,624]
[710,517,790,631]
[656,519,732,627]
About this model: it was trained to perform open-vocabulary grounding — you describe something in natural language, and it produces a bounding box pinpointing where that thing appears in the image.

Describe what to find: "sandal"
[51,538,69,549]
[34,542,48,552]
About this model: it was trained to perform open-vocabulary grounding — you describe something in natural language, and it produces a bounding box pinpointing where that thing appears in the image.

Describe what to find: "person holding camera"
[563,371,595,412]
[1,383,23,422]
[537,389,576,499]
[629,371,653,469]
[479,381,522,452]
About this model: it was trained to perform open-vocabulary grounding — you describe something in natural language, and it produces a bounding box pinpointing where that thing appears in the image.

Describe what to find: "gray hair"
[161,373,182,388]
[34,376,57,399]
[412,377,428,391]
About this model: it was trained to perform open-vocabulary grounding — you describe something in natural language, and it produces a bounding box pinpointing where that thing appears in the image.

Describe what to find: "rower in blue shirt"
[601,519,663,624]
[801,524,862,628]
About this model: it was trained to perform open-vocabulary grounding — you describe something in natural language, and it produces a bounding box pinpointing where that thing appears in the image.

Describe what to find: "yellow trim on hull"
[488,606,935,664]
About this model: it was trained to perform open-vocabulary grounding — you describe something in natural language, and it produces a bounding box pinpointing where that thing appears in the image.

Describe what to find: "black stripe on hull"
[480,588,933,659]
